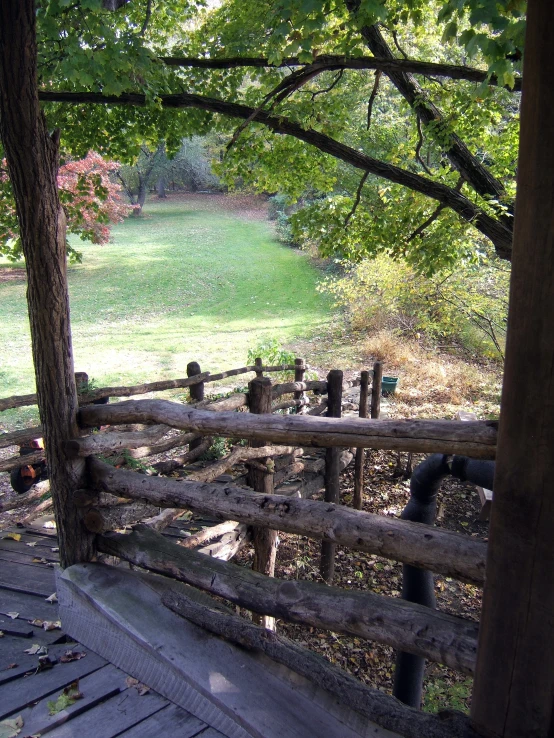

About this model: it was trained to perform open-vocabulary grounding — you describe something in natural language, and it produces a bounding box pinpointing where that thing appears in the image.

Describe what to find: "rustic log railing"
[3,356,491,737]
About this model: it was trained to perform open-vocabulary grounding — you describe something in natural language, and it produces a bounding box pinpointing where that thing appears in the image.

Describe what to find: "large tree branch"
[38,89,513,258]
[345,15,512,210]
[160,54,521,91]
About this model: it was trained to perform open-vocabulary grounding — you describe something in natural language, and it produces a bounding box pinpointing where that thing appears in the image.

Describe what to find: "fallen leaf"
[60,650,86,663]
[24,644,41,655]
[42,621,61,631]
[6,612,19,620]
[0,716,23,738]
[43,521,56,529]
[51,547,59,552]
[5,663,17,670]
[29,619,44,628]
[2,533,21,542]
[126,676,150,695]
[31,557,49,564]
[0,631,4,638]
[47,680,82,715]
[45,593,57,603]
[25,542,38,547]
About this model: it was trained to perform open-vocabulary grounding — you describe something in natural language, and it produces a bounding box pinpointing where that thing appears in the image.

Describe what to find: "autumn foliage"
[0,151,132,261]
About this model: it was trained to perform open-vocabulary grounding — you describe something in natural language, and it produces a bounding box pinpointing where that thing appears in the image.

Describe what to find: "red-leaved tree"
[0,150,132,261]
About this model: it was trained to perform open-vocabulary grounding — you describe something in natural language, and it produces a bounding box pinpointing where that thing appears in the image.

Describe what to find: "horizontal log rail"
[88,457,487,583]
[97,525,478,673]
[163,587,477,738]
[0,449,44,472]
[271,380,328,398]
[0,364,299,411]
[79,399,498,458]
[0,425,43,449]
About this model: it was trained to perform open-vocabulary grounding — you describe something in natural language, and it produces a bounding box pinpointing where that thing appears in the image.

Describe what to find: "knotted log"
[88,457,487,584]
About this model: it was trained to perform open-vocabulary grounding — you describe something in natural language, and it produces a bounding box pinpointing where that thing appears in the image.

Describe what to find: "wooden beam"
[88,457,487,583]
[97,525,479,673]
[163,586,479,738]
[57,563,396,738]
[470,2,554,736]
[79,399,498,457]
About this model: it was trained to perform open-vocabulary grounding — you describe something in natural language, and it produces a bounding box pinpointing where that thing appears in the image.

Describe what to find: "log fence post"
[353,370,370,510]
[254,357,264,378]
[320,369,343,584]
[248,376,278,629]
[370,361,383,420]
[187,362,204,450]
[294,357,307,414]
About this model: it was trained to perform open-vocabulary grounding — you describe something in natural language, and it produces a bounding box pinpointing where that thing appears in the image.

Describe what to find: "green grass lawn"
[0,196,333,429]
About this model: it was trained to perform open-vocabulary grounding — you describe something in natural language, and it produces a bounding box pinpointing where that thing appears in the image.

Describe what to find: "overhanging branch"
[160,54,521,92]
[38,89,513,259]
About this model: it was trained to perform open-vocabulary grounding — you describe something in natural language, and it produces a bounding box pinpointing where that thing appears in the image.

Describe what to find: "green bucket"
[381,376,399,397]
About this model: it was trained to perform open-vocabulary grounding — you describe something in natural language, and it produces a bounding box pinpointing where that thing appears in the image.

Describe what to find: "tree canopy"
[3,0,525,272]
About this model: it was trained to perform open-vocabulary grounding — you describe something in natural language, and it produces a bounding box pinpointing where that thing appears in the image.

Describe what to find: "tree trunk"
[0,0,93,568]
[156,176,166,198]
[470,2,554,735]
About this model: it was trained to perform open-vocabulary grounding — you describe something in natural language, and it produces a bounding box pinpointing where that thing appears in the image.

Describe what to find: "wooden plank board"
[0,586,60,621]
[0,531,58,552]
[0,643,82,687]
[3,663,126,736]
[0,559,56,597]
[0,646,106,718]
[117,703,208,738]
[58,564,400,738]
[0,548,58,566]
[45,687,169,738]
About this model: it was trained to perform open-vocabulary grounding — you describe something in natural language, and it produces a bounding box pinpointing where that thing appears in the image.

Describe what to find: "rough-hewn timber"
[97,526,479,673]
[88,457,486,583]
[79,399,498,458]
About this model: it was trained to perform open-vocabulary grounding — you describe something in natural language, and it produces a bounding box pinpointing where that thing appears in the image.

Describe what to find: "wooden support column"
[0,0,93,568]
[187,361,204,450]
[470,3,554,736]
[320,369,343,583]
[353,370,370,510]
[248,376,278,629]
[370,361,383,420]
[294,357,307,414]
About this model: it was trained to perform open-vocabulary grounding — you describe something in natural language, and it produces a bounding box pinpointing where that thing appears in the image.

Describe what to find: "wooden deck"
[1,518,400,738]
[0,523,228,738]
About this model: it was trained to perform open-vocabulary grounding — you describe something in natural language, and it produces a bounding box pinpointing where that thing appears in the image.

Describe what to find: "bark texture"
[0,0,93,566]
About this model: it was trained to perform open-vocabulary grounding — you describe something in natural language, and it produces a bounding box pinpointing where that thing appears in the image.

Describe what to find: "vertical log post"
[247,376,278,630]
[254,357,264,378]
[294,357,307,414]
[187,362,204,451]
[471,2,554,736]
[0,0,94,568]
[353,370,370,510]
[320,369,343,584]
[370,361,383,420]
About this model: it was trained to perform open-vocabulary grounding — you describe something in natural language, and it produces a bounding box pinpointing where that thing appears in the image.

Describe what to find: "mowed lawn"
[0,196,332,428]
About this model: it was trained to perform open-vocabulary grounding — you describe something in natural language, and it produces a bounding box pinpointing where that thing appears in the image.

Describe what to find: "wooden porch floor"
[0,523,228,738]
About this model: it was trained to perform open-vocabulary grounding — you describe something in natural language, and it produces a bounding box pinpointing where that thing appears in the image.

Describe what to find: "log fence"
[1,356,493,737]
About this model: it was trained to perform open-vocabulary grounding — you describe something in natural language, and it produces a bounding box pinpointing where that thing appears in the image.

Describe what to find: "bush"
[268,194,299,247]
[318,254,508,361]
[247,338,296,368]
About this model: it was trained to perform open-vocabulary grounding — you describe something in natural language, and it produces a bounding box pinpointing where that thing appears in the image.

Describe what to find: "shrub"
[319,254,508,361]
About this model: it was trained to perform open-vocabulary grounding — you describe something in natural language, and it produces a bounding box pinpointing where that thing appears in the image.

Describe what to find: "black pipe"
[393,454,450,708]
[392,453,495,708]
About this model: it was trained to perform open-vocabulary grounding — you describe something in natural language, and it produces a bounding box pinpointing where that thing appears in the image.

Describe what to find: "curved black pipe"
[392,453,494,708]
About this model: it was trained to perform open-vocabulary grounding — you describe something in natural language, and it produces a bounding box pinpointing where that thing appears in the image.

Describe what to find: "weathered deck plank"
[0,646,106,717]
[58,563,400,738]
[117,703,210,738]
